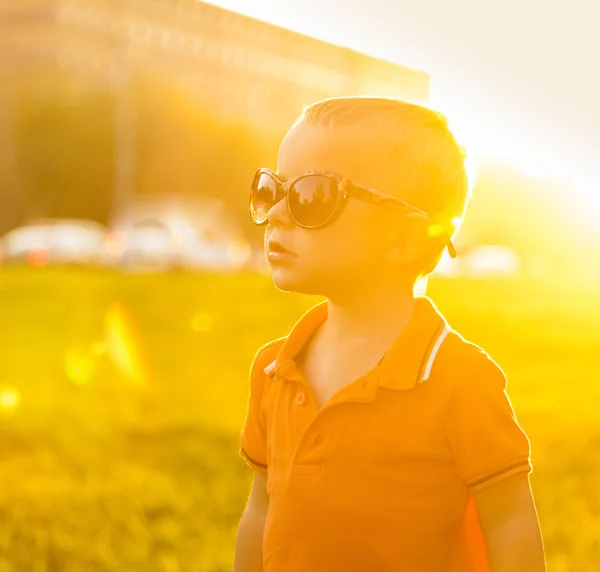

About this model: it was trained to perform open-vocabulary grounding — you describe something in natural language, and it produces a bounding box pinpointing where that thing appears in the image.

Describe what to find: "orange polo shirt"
[240,296,532,572]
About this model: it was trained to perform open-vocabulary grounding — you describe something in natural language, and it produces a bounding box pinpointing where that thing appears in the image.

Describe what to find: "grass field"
[0,268,598,571]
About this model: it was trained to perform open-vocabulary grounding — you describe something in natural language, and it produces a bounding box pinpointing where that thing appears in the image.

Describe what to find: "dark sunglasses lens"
[288,175,339,227]
[250,172,279,224]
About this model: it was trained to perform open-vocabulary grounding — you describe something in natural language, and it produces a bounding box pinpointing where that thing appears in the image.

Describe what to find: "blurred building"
[0,0,429,232]
[1,0,429,129]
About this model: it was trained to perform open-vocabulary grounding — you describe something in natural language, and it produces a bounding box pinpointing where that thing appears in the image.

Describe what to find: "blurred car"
[179,227,252,272]
[109,195,252,273]
[2,219,112,267]
[106,219,180,272]
[462,245,521,278]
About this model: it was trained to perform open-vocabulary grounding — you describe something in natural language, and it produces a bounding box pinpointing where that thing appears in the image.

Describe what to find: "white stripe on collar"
[263,360,277,376]
[420,325,451,383]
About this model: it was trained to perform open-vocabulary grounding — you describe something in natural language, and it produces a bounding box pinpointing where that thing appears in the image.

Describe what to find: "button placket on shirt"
[287,384,327,477]
[270,368,320,476]
[290,373,380,471]
[277,364,379,479]
[294,391,306,406]
[289,423,329,480]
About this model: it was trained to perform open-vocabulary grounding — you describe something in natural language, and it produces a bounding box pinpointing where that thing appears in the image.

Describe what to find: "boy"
[234,97,545,572]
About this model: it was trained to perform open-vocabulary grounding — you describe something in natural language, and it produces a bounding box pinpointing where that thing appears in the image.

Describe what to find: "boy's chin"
[270,268,318,295]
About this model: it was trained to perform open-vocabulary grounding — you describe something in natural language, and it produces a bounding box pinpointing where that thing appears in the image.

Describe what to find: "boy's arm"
[234,471,270,572]
[474,474,546,572]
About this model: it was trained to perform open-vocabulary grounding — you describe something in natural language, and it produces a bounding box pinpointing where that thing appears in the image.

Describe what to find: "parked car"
[179,227,252,272]
[462,245,521,278]
[2,219,112,267]
[107,219,180,272]
[110,195,252,273]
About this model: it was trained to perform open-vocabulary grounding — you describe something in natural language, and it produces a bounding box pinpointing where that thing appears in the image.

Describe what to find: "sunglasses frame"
[251,168,432,227]
[250,168,458,257]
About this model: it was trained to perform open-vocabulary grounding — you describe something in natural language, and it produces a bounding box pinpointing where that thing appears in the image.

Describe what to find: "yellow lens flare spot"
[427,224,445,238]
[104,301,148,386]
[0,389,20,409]
[65,349,95,385]
[451,217,462,228]
[191,313,213,333]
[0,388,21,409]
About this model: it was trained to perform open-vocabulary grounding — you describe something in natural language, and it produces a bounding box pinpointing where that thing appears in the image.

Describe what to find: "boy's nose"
[267,197,293,227]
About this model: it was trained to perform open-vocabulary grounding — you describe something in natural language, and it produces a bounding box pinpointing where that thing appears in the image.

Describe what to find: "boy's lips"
[267,240,297,260]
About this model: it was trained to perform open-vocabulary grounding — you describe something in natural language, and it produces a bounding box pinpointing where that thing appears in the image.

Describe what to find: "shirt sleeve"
[239,345,275,472]
[445,348,532,493]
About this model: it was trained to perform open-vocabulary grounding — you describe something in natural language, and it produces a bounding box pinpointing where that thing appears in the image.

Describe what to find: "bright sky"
[207,0,599,202]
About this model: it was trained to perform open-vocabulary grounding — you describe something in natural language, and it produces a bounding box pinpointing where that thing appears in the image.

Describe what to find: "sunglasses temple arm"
[447,239,457,259]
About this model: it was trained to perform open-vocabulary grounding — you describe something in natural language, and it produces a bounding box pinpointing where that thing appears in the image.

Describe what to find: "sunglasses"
[249,168,457,257]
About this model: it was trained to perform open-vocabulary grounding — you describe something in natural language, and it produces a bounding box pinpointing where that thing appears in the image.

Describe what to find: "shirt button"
[294,392,306,406]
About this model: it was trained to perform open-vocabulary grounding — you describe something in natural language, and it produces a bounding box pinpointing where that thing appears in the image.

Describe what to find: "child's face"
[264,121,415,297]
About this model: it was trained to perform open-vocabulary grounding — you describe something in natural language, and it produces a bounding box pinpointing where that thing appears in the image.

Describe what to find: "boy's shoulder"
[442,329,499,363]
[436,328,508,389]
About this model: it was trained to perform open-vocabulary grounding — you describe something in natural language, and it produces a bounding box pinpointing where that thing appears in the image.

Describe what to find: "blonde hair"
[300,96,473,231]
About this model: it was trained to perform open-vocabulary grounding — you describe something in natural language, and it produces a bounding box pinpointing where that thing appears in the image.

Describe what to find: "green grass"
[0,268,598,571]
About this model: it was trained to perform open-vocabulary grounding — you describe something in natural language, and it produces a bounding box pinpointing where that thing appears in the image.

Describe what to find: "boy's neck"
[322,283,418,344]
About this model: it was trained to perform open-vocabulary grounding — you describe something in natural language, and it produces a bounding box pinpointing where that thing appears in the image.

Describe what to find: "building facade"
[2,0,429,129]
[0,0,429,230]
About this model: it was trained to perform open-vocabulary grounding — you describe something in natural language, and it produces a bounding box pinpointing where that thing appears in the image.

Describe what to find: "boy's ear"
[386,213,431,263]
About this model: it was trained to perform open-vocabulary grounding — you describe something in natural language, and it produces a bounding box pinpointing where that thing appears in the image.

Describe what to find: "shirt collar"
[377,297,450,390]
[268,301,328,383]
[267,297,450,391]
